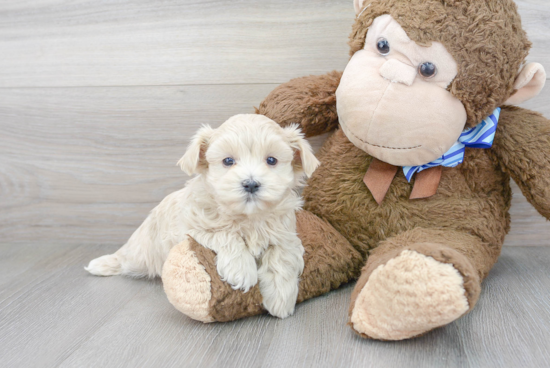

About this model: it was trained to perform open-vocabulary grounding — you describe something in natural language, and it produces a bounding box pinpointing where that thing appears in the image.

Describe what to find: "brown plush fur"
[189,210,363,321]
[350,0,531,127]
[488,106,550,218]
[189,238,265,322]
[255,71,343,137]
[303,128,511,259]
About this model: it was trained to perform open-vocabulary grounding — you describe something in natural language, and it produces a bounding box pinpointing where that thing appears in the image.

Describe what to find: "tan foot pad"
[162,239,214,323]
[350,250,469,340]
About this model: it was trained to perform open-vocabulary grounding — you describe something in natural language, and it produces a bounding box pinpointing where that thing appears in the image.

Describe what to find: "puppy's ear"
[284,124,320,177]
[178,125,215,176]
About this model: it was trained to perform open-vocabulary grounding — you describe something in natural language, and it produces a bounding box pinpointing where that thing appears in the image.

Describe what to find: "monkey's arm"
[490,105,550,219]
[256,71,342,137]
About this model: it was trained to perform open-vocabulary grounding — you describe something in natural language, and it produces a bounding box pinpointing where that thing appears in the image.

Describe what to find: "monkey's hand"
[256,71,342,138]
[490,105,550,219]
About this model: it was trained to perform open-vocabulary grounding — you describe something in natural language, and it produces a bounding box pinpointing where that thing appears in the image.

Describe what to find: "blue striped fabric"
[403,107,501,182]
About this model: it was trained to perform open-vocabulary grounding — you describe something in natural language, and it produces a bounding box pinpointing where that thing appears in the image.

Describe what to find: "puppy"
[86,114,320,318]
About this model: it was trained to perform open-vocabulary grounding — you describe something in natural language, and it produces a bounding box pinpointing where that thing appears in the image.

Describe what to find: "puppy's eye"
[376,38,390,55]
[222,157,235,167]
[266,157,278,166]
[419,62,437,78]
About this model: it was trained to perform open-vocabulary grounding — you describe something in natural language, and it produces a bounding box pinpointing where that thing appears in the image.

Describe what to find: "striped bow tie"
[403,107,501,182]
[363,108,501,204]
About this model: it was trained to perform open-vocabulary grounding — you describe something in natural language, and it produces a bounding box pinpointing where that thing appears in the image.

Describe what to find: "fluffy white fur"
[85,114,320,318]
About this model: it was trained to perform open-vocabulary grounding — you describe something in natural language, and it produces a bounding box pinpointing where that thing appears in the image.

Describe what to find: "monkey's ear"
[284,125,320,178]
[353,0,368,15]
[505,63,546,105]
[177,125,215,176]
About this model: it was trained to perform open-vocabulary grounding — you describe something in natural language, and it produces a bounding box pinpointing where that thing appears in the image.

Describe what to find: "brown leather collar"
[363,158,442,205]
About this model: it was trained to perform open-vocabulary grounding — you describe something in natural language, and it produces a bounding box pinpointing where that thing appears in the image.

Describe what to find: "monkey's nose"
[242,179,261,194]
[379,59,417,86]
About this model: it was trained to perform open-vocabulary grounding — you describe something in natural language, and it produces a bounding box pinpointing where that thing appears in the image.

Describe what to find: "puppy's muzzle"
[242,179,261,194]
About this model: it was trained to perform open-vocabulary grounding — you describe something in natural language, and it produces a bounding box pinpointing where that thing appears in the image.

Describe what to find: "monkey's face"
[336,14,467,167]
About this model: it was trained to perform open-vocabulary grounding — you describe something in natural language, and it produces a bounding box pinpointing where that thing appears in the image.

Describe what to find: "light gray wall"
[1,0,549,246]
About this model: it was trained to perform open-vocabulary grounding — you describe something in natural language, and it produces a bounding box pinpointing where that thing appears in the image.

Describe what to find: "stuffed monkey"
[162,0,548,340]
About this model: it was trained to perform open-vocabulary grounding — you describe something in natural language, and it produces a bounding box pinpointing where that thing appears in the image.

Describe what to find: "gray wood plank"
[0,243,81,298]
[0,84,273,245]
[0,0,352,87]
[1,245,549,368]
[58,282,278,368]
[1,84,550,246]
[0,0,547,88]
[0,243,148,368]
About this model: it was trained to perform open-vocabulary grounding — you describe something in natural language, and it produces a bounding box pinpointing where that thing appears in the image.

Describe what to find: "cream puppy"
[86,114,319,318]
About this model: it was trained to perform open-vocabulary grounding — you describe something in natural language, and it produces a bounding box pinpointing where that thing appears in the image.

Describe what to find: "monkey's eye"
[419,62,437,78]
[376,38,390,55]
[266,157,278,166]
[222,157,235,166]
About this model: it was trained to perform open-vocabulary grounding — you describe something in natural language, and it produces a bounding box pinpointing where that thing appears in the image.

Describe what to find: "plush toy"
[162,0,548,340]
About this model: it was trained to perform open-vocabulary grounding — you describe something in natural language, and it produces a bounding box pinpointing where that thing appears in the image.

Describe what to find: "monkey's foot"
[162,237,265,323]
[349,248,470,340]
[162,238,215,322]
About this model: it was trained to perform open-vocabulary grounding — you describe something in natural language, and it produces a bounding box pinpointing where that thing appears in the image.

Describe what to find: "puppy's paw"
[261,279,299,319]
[85,254,121,276]
[216,251,258,292]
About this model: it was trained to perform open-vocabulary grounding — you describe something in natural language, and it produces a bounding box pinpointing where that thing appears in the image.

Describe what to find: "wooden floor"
[1,1,550,367]
[0,244,549,368]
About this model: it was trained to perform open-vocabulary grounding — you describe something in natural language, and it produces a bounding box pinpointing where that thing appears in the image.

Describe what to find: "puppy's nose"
[242,179,260,194]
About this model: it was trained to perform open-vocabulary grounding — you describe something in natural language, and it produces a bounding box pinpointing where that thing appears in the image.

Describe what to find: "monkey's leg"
[162,210,363,322]
[348,227,501,340]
